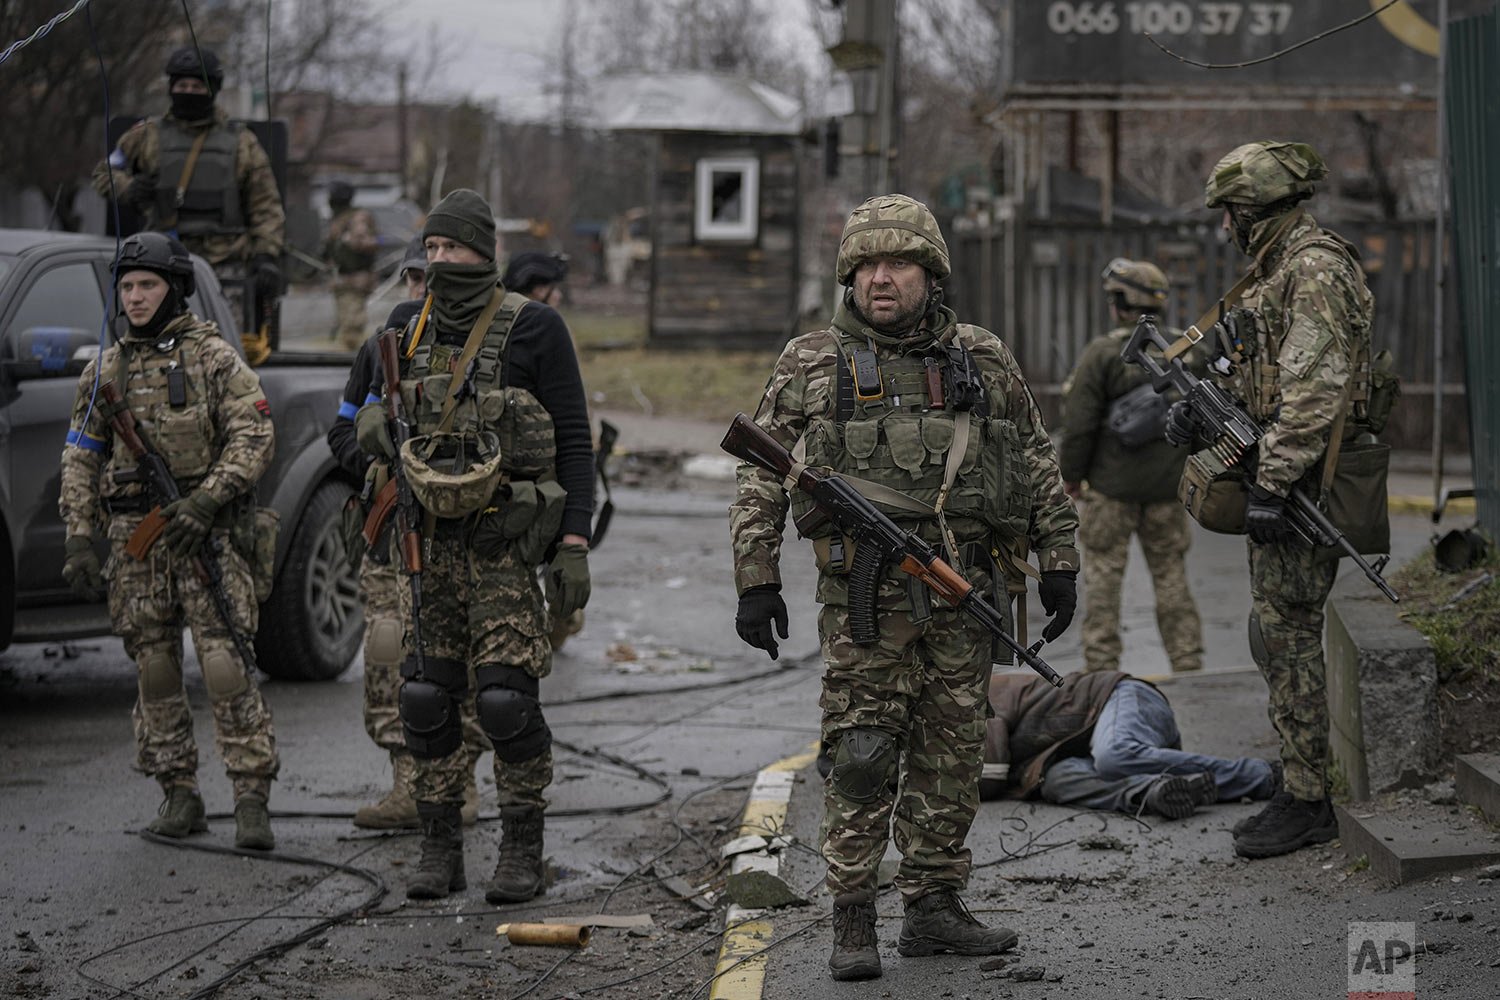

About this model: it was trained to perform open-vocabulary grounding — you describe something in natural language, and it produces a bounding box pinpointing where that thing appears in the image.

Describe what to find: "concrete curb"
[710,746,818,1000]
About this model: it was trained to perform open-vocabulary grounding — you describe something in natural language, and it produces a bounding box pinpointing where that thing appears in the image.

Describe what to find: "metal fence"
[948,217,1465,452]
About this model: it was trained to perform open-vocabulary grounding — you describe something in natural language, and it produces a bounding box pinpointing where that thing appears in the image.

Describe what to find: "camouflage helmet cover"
[1101,258,1168,310]
[835,193,950,285]
[1204,140,1327,209]
[401,431,504,520]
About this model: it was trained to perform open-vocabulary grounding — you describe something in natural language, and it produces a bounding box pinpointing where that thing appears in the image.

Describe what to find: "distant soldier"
[92,46,285,343]
[59,233,278,850]
[1172,141,1376,859]
[355,190,595,903]
[327,237,481,830]
[323,180,381,351]
[1059,259,1204,674]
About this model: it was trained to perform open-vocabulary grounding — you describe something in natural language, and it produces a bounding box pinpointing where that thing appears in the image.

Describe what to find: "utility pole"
[827,0,900,194]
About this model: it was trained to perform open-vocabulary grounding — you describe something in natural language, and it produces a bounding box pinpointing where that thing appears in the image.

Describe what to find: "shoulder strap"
[173,131,211,211]
[434,288,503,434]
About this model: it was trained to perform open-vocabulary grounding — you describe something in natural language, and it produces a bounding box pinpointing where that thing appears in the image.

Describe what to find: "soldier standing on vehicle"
[59,233,278,850]
[354,190,594,902]
[729,194,1079,981]
[328,237,482,831]
[1168,141,1375,859]
[1059,259,1204,674]
[92,46,285,344]
[324,180,381,351]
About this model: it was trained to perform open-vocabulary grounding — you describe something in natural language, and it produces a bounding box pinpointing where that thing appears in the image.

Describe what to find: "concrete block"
[1326,576,1441,800]
[1456,754,1500,822]
[1336,804,1500,886]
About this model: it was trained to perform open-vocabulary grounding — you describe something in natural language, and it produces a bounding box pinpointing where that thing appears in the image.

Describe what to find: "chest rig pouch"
[104,333,217,493]
[155,118,245,237]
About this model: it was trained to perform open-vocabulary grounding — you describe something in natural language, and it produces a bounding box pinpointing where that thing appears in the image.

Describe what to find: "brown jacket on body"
[983,670,1165,801]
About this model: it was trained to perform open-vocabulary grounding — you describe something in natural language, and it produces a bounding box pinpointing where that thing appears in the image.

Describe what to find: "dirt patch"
[1389,545,1500,761]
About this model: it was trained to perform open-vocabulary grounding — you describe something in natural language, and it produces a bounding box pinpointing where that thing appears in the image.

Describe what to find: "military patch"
[227,366,262,399]
[254,398,271,418]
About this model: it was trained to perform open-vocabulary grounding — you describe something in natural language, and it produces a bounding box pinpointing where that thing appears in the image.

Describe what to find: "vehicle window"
[3,261,105,368]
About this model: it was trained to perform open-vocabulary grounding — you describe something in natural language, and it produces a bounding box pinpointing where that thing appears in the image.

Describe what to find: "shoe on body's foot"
[896,890,1018,957]
[1141,773,1209,820]
[828,891,881,981]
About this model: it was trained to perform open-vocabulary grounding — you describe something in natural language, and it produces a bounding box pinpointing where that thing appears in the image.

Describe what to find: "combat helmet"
[327,179,355,210]
[1101,258,1168,311]
[502,252,569,296]
[835,194,950,285]
[1204,141,1326,209]
[164,46,223,92]
[113,232,196,298]
[401,431,504,520]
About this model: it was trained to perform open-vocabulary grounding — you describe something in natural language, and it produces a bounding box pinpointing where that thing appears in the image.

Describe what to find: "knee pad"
[365,616,404,669]
[201,647,249,702]
[828,727,897,804]
[1248,611,1269,671]
[474,664,550,764]
[138,650,183,702]
[398,654,467,759]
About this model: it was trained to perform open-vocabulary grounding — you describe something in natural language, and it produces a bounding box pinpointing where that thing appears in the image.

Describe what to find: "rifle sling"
[163,130,211,228]
[435,288,506,435]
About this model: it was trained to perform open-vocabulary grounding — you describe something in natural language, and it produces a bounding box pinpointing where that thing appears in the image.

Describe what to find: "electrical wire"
[1145,0,1403,69]
[0,0,91,66]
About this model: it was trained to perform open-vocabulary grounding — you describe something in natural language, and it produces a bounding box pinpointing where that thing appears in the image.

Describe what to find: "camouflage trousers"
[106,515,277,800]
[817,602,990,902]
[398,531,552,809]
[1078,494,1203,673]
[333,285,369,352]
[1248,538,1338,801]
[361,551,488,758]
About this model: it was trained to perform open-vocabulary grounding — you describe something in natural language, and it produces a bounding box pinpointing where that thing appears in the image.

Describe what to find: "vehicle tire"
[255,479,362,681]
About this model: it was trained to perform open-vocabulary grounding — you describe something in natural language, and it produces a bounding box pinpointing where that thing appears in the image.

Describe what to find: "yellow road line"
[1389,494,1475,517]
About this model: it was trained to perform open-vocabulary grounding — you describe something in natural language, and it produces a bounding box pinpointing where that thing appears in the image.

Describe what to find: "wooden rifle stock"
[125,508,169,560]
[361,478,398,548]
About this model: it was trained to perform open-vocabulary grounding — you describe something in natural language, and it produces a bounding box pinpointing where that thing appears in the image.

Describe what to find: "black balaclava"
[169,83,215,123]
[124,271,190,343]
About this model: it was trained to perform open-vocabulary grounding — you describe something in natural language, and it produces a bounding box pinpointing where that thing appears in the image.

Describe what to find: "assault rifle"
[364,327,427,673]
[1121,316,1399,603]
[97,381,263,672]
[722,413,1064,687]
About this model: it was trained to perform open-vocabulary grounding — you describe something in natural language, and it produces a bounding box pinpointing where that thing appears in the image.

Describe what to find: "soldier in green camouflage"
[92,47,285,345]
[729,194,1079,981]
[1060,259,1203,674]
[1171,141,1374,859]
[323,180,381,351]
[59,233,278,851]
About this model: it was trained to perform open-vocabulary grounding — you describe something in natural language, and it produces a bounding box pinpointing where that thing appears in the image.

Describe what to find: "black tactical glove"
[251,254,282,302]
[162,489,222,559]
[1164,400,1199,448]
[354,403,396,460]
[736,584,789,661]
[123,174,157,213]
[62,536,104,600]
[1038,570,1078,643]
[1245,485,1297,546]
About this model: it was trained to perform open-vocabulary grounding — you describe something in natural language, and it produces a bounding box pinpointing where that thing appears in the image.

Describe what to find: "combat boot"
[1233,792,1338,859]
[485,805,545,903]
[353,752,419,830]
[1232,762,1285,837]
[148,784,208,838]
[233,793,275,851]
[897,890,1018,957]
[828,891,881,981]
[407,802,466,900]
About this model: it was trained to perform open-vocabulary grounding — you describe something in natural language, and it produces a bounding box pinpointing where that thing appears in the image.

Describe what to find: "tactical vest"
[328,209,376,274]
[790,326,1032,551]
[102,322,221,495]
[155,118,245,238]
[399,292,556,484]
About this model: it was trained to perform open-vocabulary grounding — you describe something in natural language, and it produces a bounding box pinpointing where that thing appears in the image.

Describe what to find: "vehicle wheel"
[255,480,362,681]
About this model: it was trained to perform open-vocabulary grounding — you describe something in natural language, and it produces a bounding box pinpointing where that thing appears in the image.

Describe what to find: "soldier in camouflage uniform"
[1060,259,1203,674]
[92,47,285,343]
[730,195,1079,980]
[327,238,483,830]
[59,233,278,851]
[354,190,594,903]
[1167,141,1374,859]
[324,180,381,351]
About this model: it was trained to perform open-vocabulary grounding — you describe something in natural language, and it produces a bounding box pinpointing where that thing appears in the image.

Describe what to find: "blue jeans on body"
[1040,680,1275,813]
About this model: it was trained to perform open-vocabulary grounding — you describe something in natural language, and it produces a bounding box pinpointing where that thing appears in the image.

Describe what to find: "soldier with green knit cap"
[1166,141,1376,859]
[1060,258,1205,675]
[729,193,1078,981]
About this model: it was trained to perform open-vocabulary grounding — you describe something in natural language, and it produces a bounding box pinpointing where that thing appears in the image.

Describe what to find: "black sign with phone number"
[1008,0,1442,92]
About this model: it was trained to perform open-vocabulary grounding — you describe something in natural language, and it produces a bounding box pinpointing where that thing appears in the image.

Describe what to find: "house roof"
[594,72,802,136]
